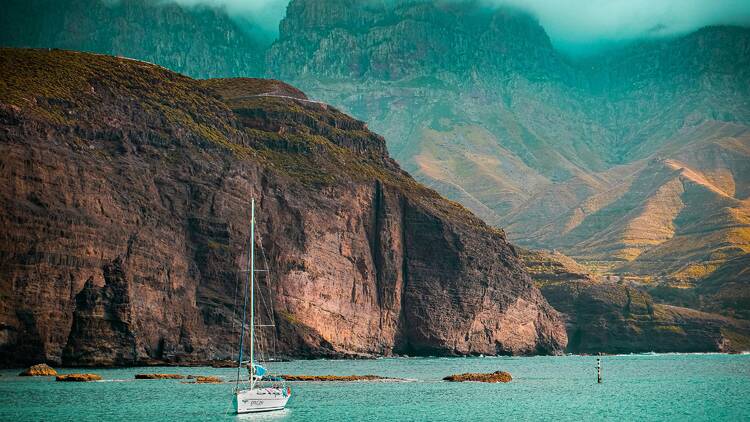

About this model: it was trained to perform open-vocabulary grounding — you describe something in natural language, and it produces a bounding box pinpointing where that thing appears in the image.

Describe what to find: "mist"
[484,0,750,55]
[168,0,750,54]
[168,0,289,44]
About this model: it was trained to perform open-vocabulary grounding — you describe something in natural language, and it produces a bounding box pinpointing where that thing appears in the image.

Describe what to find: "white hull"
[234,387,290,414]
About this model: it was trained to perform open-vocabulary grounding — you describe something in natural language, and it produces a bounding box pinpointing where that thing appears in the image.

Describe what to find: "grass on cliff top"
[199,78,308,101]
[1,49,92,108]
[0,48,246,154]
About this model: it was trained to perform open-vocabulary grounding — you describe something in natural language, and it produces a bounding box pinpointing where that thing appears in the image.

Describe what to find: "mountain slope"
[0,48,566,366]
[510,125,750,274]
[520,249,750,353]
[268,0,750,294]
[1,0,749,343]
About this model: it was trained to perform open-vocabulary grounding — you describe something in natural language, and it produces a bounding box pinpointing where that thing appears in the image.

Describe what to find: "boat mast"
[250,198,255,389]
[236,199,254,388]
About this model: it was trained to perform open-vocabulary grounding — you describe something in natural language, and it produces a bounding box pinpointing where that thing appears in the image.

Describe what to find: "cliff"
[0,48,566,366]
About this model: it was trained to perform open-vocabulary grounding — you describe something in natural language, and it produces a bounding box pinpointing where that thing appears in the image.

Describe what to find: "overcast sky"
[170,0,750,54]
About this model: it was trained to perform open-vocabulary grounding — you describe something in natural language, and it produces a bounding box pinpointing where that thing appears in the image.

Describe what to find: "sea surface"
[1,354,748,421]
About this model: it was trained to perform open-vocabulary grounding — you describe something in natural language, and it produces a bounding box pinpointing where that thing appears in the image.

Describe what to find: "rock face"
[270,0,562,80]
[0,49,566,366]
[520,249,750,353]
[19,363,57,376]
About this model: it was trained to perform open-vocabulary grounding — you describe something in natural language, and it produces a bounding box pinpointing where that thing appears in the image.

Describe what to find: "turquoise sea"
[1,354,748,421]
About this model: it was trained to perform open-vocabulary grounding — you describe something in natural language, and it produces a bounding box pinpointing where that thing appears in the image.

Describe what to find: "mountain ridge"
[1,0,748,351]
[266,1,750,303]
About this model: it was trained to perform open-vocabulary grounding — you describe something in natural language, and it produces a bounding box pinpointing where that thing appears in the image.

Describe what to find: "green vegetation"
[279,310,301,326]
[0,48,246,157]
[205,240,229,251]
[655,325,687,335]
[0,48,506,241]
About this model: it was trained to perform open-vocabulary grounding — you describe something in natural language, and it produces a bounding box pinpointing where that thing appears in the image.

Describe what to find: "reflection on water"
[236,408,291,421]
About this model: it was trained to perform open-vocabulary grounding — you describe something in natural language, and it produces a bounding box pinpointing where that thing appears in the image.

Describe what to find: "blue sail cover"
[253,364,267,377]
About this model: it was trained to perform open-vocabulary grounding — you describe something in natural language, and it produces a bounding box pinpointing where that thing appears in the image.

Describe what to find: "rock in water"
[443,371,512,383]
[194,376,222,384]
[56,374,102,382]
[0,49,566,366]
[19,364,57,376]
[135,374,185,380]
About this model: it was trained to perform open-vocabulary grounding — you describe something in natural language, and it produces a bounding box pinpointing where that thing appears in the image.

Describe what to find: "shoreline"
[2,351,748,371]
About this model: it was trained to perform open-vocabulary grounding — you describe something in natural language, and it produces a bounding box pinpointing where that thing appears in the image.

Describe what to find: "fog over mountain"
[168,0,750,54]
[484,0,750,54]
[169,0,289,44]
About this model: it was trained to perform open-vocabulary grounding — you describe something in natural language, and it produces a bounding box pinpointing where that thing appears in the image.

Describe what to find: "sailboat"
[233,198,291,414]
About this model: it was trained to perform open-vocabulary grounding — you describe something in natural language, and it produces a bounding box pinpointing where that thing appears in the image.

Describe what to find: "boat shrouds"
[233,198,291,414]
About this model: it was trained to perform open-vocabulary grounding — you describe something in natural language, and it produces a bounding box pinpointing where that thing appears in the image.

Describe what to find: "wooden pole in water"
[597,358,602,384]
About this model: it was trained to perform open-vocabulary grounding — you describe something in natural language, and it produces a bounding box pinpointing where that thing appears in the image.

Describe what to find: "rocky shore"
[192,376,223,384]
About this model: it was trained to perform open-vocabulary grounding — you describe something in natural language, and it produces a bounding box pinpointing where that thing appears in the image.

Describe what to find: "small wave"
[373,378,418,383]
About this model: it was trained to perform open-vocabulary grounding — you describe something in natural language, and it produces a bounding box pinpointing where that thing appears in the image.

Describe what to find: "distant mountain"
[0,0,266,78]
[268,1,750,305]
[1,0,748,342]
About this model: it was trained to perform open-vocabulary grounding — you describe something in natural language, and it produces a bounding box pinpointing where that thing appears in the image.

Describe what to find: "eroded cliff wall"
[0,49,566,366]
